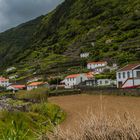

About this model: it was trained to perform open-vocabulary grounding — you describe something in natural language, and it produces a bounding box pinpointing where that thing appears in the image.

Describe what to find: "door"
[118,82,123,88]
[81,77,83,82]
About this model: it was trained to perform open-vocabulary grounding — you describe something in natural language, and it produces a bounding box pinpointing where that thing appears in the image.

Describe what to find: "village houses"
[80,52,89,58]
[7,85,26,92]
[116,63,140,88]
[6,67,16,73]
[85,78,116,87]
[87,61,108,74]
[27,82,48,91]
[0,77,10,87]
[27,77,42,84]
[64,72,94,89]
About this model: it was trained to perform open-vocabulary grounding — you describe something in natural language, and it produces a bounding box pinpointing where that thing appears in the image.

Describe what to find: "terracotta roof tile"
[118,63,140,72]
[66,74,80,78]
[85,72,94,78]
[12,85,26,89]
[88,61,107,65]
[0,77,9,81]
[28,82,45,86]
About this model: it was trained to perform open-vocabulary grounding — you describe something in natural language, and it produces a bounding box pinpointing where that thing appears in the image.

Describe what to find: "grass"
[30,102,66,126]
[0,89,66,140]
[0,102,65,140]
[15,88,48,102]
[47,94,140,140]
[48,111,140,140]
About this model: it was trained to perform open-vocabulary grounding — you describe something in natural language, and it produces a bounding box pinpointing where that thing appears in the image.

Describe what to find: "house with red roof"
[0,77,10,87]
[64,73,94,88]
[117,63,140,88]
[7,85,26,91]
[27,82,48,91]
[87,61,107,74]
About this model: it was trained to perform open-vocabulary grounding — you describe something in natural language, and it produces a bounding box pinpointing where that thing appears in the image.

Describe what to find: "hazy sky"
[0,0,63,32]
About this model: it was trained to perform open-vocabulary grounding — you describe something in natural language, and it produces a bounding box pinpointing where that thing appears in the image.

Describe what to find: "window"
[118,73,121,79]
[127,72,130,78]
[81,77,83,82]
[137,71,140,78]
[123,72,125,78]
[100,81,102,85]
[105,80,108,84]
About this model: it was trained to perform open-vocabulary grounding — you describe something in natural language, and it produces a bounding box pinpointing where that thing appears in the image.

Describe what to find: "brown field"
[49,94,140,130]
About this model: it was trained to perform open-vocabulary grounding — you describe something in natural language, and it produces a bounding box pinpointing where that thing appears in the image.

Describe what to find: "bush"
[0,102,66,140]
[30,103,66,126]
[15,88,48,102]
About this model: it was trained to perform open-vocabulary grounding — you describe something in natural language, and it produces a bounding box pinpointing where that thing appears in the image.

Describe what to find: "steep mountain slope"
[0,0,140,71]
[0,16,44,67]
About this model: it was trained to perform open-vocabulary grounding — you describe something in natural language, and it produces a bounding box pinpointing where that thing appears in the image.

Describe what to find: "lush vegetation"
[0,0,139,78]
[0,89,66,140]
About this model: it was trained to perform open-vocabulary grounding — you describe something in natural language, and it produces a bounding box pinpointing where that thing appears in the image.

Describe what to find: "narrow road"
[49,94,140,130]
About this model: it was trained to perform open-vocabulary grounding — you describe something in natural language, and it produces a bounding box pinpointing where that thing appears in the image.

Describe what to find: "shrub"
[30,103,66,126]
[15,88,48,102]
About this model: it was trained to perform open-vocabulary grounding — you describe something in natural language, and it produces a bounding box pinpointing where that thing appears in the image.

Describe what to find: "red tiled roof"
[88,61,107,65]
[0,77,9,81]
[122,85,140,89]
[12,85,26,89]
[118,64,140,72]
[85,72,94,78]
[66,73,94,79]
[28,82,45,86]
[66,74,80,79]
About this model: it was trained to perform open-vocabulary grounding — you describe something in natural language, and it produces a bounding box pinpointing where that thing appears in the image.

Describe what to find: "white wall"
[97,79,116,86]
[116,69,140,88]
[122,79,140,88]
[87,63,107,70]
[0,80,10,87]
[80,53,89,58]
[65,74,88,88]
[27,85,38,91]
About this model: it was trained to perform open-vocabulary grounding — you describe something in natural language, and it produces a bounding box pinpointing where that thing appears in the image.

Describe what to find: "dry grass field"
[49,94,140,131]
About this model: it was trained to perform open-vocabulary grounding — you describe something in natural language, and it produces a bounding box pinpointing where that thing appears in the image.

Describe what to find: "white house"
[6,67,16,72]
[87,61,108,74]
[97,79,117,87]
[9,75,18,80]
[105,63,118,72]
[64,73,93,88]
[27,77,42,84]
[27,82,48,91]
[80,52,89,58]
[0,77,10,87]
[116,64,140,88]
[7,85,26,91]
[85,79,116,87]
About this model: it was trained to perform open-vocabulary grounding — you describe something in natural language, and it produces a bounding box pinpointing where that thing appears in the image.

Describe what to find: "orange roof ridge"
[0,77,9,81]
[28,82,45,86]
[66,74,81,78]
[118,63,140,72]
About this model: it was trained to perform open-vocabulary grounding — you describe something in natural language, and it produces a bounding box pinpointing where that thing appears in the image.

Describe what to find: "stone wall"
[77,86,140,96]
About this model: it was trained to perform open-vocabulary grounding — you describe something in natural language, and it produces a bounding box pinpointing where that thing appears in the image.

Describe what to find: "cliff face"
[0,0,140,69]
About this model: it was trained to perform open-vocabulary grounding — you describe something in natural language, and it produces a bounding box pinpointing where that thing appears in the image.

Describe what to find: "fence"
[76,85,140,96]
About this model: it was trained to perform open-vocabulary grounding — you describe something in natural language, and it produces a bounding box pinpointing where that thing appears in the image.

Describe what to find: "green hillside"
[0,0,140,78]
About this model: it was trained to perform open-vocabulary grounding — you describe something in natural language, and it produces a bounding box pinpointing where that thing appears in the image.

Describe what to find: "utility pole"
[132,69,135,87]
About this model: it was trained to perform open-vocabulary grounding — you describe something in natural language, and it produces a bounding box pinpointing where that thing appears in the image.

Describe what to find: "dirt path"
[49,94,140,130]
